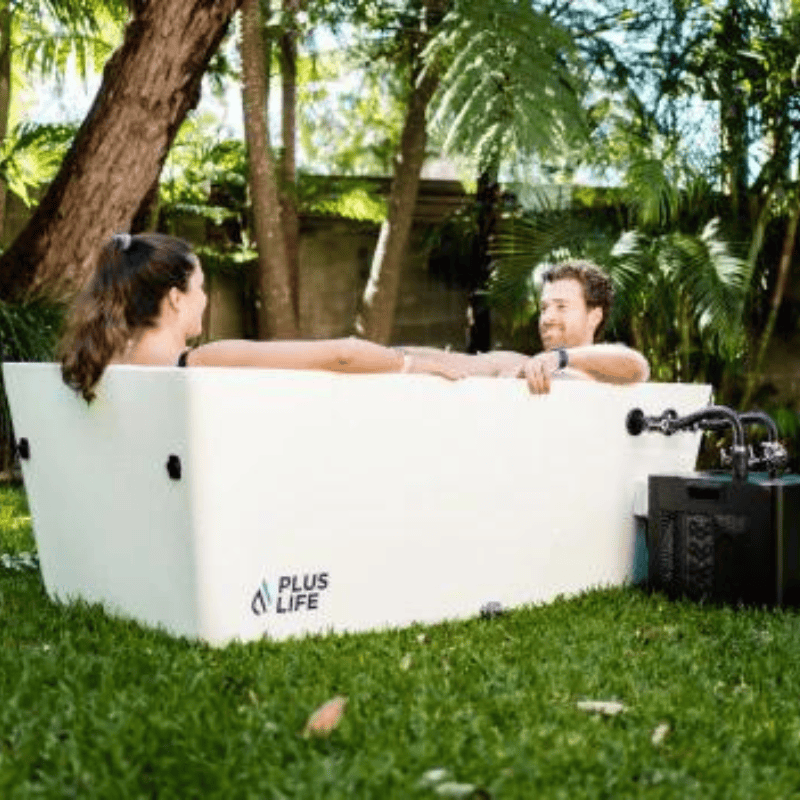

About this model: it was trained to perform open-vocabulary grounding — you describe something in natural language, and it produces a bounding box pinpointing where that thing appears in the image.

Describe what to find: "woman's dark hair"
[59,232,198,402]
[541,259,614,342]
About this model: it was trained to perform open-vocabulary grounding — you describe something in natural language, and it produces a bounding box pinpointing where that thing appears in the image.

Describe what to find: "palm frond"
[623,157,682,230]
[0,122,77,204]
[663,221,749,357]
[425,0,586,171]
[15,0,124,80]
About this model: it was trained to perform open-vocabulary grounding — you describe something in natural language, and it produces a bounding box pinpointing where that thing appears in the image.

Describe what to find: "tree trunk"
[356,0,446,344]
[129,175,162,233]
[741,201,800,409]
[466,169,499,353]
[0,0,244,301]
[241,0,297,338]
[746,185,775,270]
[280,0,300,320]
[0,2,12,244]
[718,0,749,227]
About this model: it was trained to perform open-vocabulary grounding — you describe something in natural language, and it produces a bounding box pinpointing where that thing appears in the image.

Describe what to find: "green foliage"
[0,484,32,550]
[0,122,76,206]
[298,54,406,175]
[303,182,387,223]
[606,220,750,383]
[193,243,257,282]
[0,298,64,470]
[160,119,248,227]
[488,164,750,388]
[13,0,126,88]
[426,0,586,174]
[0,298,62,358]
[290,2,422,177]
[16,12,120,83]
[26,0,128,29]
[157,119,390,285]
[623,158,685,231]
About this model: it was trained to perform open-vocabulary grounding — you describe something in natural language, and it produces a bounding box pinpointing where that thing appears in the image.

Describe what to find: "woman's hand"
[475,350,530,377]
[402,351,467,380]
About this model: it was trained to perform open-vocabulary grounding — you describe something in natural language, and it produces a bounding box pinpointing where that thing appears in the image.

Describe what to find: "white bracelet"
[394,347,412,374]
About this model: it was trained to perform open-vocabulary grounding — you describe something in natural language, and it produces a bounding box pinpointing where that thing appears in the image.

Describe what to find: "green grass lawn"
[3,484,800,798]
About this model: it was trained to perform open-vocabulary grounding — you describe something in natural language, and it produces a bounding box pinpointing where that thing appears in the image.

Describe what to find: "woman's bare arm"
[187,337,464,379]
[188,337,399,371]
[186,338,647,388]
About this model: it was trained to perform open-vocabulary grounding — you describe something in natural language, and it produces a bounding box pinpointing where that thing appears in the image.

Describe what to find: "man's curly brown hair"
[540,259,614,342]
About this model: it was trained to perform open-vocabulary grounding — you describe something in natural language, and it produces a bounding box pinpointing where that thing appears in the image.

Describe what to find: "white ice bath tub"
[3,363,710,646]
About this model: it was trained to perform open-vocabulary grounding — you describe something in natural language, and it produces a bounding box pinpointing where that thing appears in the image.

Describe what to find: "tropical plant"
[15,0,125,85]
[425,0,586,176]
[604,220,749,387]
[0,122,76,217]
[296,50,406,176]
[0,297,63,471]
[488,161,751,395]
[159,117,249,231]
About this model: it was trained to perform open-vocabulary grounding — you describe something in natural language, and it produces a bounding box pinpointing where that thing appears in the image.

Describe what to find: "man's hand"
[521,351,561,393]
[521,345,642,392]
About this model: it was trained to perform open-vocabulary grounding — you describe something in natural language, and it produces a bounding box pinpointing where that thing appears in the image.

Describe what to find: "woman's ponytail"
[58,232,197,402]
[59,237,131,402]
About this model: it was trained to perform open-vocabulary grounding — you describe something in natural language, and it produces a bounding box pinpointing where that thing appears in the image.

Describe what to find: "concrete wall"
[298,220,370,339]
[200,218,471,350]
[191,178,475,350]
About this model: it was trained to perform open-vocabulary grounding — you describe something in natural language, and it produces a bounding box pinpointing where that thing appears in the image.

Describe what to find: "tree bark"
[0,0,243,301]
[718,0,749,227]
[241,0,298,338]
[280,0,301,320]
[129,175,162,233]
[466,169,499,353]
[356,2,447,344]
[0,2,12,244]
[742,201,800,409]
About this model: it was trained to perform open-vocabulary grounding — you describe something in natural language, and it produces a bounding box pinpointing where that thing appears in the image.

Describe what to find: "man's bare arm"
[523,344,649,393]
[400,343,649,391]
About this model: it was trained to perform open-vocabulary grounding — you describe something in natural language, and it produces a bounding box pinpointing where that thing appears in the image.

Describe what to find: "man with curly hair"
[400,259,649,393]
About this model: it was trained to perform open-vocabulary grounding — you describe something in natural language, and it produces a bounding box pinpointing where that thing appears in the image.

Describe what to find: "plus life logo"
[251,571,329,616]
[251,580,272,615]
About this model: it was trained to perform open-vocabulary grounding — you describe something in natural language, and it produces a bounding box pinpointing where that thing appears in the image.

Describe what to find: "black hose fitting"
[626,405,748,481]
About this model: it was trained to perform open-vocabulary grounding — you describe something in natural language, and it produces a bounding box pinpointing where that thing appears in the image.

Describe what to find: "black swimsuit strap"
[177,349,191,367]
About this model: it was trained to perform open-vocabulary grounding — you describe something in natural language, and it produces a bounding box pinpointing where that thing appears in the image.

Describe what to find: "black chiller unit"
[626,405,800,606]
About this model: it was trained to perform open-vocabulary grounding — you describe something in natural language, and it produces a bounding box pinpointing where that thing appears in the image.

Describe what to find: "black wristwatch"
[555,347,568,370]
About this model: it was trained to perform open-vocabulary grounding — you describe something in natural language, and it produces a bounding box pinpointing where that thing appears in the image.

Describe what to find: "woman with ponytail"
[58,232,473,402]
[59,233,648,403]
